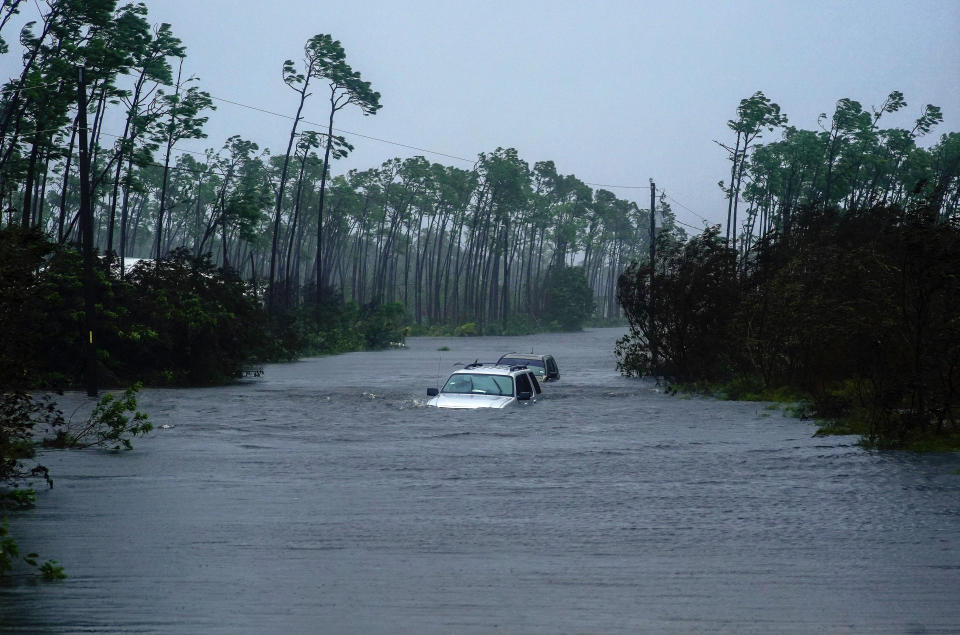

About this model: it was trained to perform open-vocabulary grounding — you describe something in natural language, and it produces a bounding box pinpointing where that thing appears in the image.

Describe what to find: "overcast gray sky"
[5,0,960,230]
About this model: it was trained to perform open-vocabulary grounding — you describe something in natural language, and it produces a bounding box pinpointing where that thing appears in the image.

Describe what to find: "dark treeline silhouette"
[617,91,960,448]
[0,0,668,353]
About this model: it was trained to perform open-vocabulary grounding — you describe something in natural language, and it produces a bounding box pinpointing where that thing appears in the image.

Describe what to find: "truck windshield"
[500,357,545,372]
[442,373,515,396]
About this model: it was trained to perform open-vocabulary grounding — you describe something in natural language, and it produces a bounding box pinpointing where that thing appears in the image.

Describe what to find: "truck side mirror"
[427,387,439,396]
[517,391,533,400]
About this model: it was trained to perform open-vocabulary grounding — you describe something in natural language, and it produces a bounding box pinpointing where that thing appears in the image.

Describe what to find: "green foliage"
[499,313,545,336]
[304,33,382,117]
[40,558,66,580]
[259,292,409,358]
[118,249,266,385]
[408,314,545,337]
[0,489,36,510]
[0,227,431,382]
[622,85,960,454]
[616,226,737,379]
[619,200,960,449]
[0,382,151,580]
[0,517,64,580]
[0,389,64,580]
[0,518,18,575]
[0,226,66,390]
[45,384,151,450]
[454,322,478,337]
[0,392,62,489]
[715,375,766,401]
[0,230,278,388]
[813,419,865,438]
[543,266,595,331]
[783,402,816,420]
[356,302,406,350]
[725,90,956,252]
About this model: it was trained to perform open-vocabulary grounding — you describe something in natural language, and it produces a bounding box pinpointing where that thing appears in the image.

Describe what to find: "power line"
[584,182,650,190]
[10,86,711,220]
[6,84,671,192]
[671,218,704,233]
[209,94,476,164]
[211,93,659,191]
[662,190,713,226]
[0,79,65,95]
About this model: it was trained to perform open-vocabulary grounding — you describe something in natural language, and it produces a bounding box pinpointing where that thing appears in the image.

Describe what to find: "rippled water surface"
[2,328,958,633]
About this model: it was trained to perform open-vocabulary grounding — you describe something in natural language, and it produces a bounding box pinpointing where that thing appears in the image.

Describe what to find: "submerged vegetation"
[1,384,149,580]
[617,92,960,450]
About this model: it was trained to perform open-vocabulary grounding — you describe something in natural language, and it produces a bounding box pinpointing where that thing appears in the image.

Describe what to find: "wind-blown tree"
[0,0,127,224]
[310,33,381,302]
[267,36,327,312]
[0,1,25,55]
[194,135,258,261]
[732,91,954,258]
[152,62,212,257]
[0,0,69,191]
[716,91,786,250]
[221,147,271,272]
[107,21,184,263]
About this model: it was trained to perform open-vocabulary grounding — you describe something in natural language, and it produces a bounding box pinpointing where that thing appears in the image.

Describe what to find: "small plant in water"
[39,559,66,580]
[46,383,152,450]
[0,518,65,579]
[0,488,36,510]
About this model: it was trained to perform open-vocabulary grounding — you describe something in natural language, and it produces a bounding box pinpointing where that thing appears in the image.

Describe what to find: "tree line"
[617,90,960,449]
[0,0,669,343]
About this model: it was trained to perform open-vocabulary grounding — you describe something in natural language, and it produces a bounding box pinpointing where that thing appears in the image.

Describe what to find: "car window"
[500,357,545,369]
[528,372,542,394]
[516,373,532,394]
[476,375,513,395]
[443,373,513,395]
[443,374,473,393]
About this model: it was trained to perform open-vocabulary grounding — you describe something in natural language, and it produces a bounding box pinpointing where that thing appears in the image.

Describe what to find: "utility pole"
[649,179,657,376]
[77,67,97,397]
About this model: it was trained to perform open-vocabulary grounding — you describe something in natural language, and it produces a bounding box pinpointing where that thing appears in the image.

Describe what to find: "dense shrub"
[616,205,960,447]
[543,266,595,331]
[110,249,265,385]
[616,227,738,380]
[0,231,415,389]
[0,227,75,390]
[355,302,407,350]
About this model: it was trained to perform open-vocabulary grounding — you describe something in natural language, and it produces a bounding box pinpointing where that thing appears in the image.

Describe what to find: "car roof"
[451,363,532,377]
[498,353,550,360]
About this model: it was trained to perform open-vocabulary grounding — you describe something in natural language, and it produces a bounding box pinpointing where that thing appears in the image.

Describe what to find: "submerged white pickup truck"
[426,362,543,409]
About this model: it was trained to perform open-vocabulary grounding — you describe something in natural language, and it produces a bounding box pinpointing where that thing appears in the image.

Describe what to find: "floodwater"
[1,328,958,633]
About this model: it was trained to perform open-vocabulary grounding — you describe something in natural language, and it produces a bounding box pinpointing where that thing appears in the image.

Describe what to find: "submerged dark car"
[495,353,559,382]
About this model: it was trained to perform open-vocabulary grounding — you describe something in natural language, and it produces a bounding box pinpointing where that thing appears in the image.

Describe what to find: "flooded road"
[2,328,958,633]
